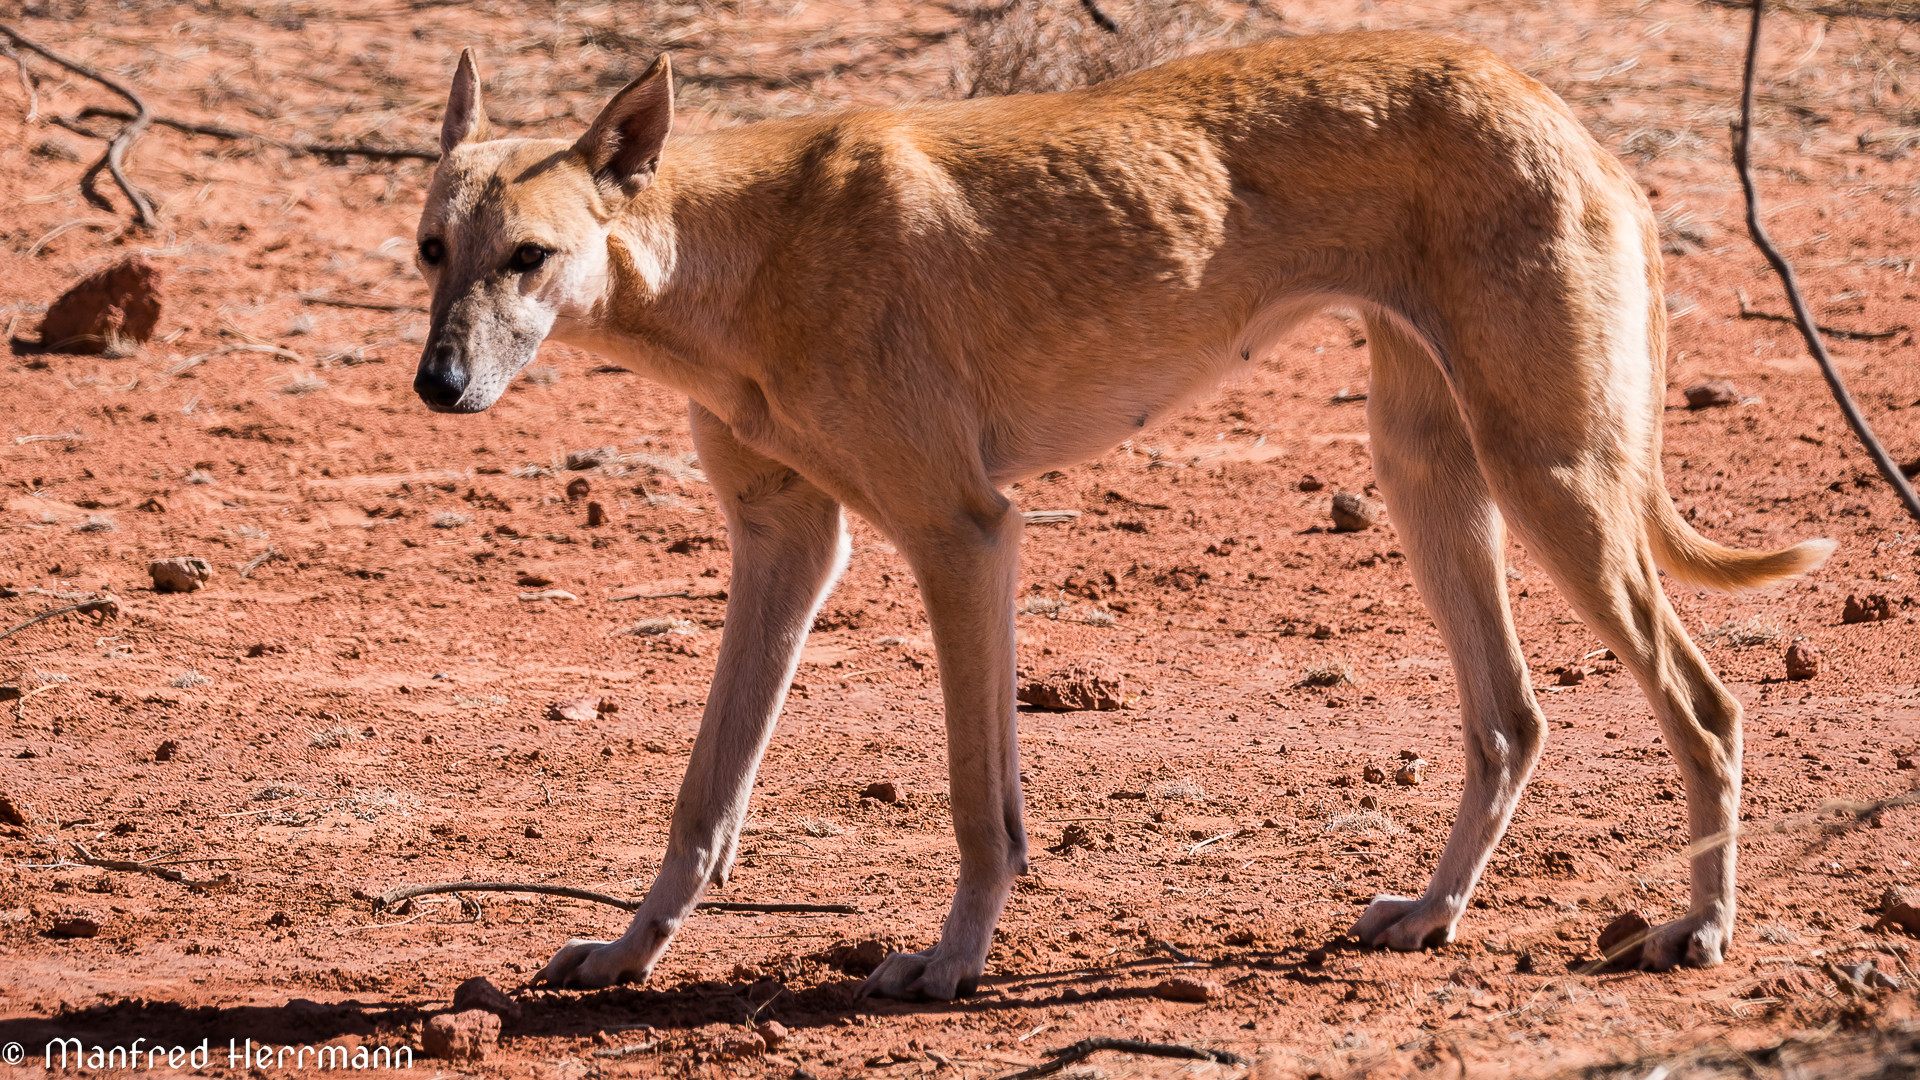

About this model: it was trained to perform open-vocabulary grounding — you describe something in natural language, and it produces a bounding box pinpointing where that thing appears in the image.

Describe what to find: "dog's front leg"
[861,499,1027,1000]
[535,406,848,989]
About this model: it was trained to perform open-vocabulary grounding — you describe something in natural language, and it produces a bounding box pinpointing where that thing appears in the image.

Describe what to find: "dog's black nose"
[414,339,468,408]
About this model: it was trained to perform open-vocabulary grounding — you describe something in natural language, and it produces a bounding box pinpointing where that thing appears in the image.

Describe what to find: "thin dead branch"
[69,106,437,162]
[298,290,426,312]
[1,38,36,122]
[1733,0,1920,525]
[374,880,858,915]
[0,24,156,228]
[992,1038,1245,1080]
[65,842,227,888]
[0,594,119,644]
[1736,288,1908,341]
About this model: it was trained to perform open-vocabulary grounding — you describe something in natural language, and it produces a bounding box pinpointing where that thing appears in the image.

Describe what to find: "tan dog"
[413,34,1832,999]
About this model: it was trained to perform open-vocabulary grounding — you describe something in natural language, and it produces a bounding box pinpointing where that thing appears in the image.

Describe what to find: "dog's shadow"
[0,946,1351,1051]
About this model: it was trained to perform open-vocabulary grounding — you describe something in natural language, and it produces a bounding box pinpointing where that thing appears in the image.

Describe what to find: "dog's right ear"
[440,48,492,155]
[574,53,673,197]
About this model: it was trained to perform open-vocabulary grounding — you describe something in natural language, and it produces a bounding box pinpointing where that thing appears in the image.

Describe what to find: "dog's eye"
[418,238,445,266]
[510,243,550,272]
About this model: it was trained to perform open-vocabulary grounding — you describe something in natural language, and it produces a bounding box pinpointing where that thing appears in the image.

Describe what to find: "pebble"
[565,446,618,470]
[422,1010,500,1061]
[1557,666,1588,686]
[516,570,556,588]
[49,913,102,938]
[154,740,180,762]
[1329,491,1380,532]
[1151,976,1222,1003]
[547,697,603,723]
[1017,663,1126,711]
[754,1021,789,1050]
[0,794,28,827]
[1843,594,1893,624]
[1362,764,1387,784]
[149,556,212,593]
[1683,380,1739,409]
[860,780,903,804]
[1596,909,1650,968]
[36,255,163,354]
[450,975,522,1021]
[586,501,608,527]
[1298,475,1325,492]
[566,477,591,499]
[1784,642,1822,681]
[1395,759,1427,786]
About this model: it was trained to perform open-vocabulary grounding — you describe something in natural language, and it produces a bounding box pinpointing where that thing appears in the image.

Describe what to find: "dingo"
[412,34,1832,999]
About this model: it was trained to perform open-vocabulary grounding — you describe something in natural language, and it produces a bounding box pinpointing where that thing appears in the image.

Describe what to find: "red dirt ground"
[1,1,1917,1077]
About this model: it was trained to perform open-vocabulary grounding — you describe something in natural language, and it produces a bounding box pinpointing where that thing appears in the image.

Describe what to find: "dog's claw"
[1350,894,1457,952]
[859,948,980,1001]
[533,937,651,989]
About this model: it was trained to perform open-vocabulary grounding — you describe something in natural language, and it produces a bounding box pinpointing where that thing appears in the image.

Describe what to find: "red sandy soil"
[1,1,1918,1077]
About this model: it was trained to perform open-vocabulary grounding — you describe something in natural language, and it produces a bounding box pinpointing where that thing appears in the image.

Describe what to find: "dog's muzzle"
[414,338,470,410]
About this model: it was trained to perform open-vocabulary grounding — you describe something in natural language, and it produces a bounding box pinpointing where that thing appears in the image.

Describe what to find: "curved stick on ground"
[374,880,857,915]
[993,1038,1246,1080]
[1732,0,1920,525]
[0,24,157,228]
[70,105,438,162]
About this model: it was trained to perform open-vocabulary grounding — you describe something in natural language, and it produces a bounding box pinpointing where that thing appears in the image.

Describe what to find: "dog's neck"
[550,125,821,433]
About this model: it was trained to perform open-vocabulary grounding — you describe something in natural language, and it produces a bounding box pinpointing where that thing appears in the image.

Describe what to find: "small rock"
[37,255,163,354]
[451,976,522,1021]
[1785,642,1822,681]
[1875,901,1920,937]
[523,825,543,839]
[547,697,602,723]
[861,780,903,804]
[712,1032,767,1060]
[1310,622,1335,640]
[137,496,166,513]
[1151,976,1222,1003]
[1683,380,1739,409]
[49,914,102,938]
[1395,759,1427,786]
[154,739,180,762]
[1597,909,1650,969]
[565,477,591,499]
[1017,663,1125,711]
[1557,666,1588,686]
[1398,749,1422,761]
[149,556,212,593]
[731,961,764,982]
[1329,491,1380,532]
[1362,764,1387,784]
[0,795,30,827]
[1298,475,1324,492]
[422,1010,500,1061]
[565,446,617,471]
[516,570,556,588]
[1843,594,1893,624]
[755,1020,788,1050]
[1358,794,1379,810]
[586,501,608,527]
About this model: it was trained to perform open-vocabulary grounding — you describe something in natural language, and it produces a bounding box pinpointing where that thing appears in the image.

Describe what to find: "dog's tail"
[1643,488,1835,593]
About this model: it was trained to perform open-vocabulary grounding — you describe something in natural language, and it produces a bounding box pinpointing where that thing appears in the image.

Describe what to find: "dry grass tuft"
[1325,808,1402,836]
[1299,657,1358,688]
[1700,617,1784,648]
[622,617,699,637]
[953,0,1275,98]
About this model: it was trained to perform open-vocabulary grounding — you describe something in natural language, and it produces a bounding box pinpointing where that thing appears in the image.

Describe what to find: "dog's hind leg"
[860,490,1027,1000]
[535,403,848,988]
[1349,314,1547,951]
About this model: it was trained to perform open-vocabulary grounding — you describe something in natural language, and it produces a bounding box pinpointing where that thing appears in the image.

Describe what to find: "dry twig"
[991,1038,1244,1080]
[0,594,119,644]
[67,106,437,162]
[1733,0,1920,525]
[374,880,857,915]
[0,24,157,228]
[1735,288,1907,341]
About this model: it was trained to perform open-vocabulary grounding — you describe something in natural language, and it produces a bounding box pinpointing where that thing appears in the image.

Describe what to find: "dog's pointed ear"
[440,48,492,155]
[574,53,673,196]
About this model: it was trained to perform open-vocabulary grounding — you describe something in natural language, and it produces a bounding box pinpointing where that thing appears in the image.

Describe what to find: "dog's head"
[412,50,673,412]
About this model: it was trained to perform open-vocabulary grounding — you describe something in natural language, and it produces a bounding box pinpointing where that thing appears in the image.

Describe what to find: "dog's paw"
[1349,894,1457,951]
[1638,913,1729,970]
[533,937,653,988]
[858,948,981,1001]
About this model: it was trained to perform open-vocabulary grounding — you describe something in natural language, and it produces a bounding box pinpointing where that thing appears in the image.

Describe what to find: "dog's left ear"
[574,53,673,197]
